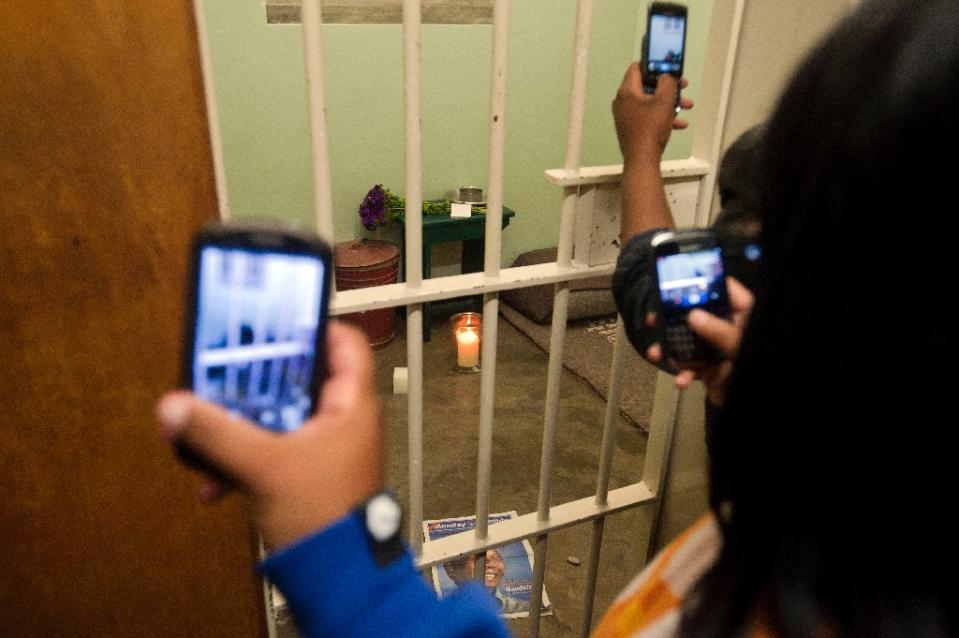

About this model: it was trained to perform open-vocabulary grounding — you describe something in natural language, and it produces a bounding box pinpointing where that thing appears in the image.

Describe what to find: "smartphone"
[652,229,730,366]
[641,2,688,111]
[182,222,332,437]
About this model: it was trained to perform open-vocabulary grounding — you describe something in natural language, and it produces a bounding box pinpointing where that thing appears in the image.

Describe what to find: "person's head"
[483,548,505,592]
[442,549,506,591]
[443,554,475,586]
[688,1,958,636]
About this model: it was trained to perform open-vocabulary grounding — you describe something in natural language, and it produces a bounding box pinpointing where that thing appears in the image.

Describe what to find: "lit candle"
[456,328,480,368]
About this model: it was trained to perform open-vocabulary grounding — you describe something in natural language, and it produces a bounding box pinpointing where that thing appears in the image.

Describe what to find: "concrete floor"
[278,306,662,638]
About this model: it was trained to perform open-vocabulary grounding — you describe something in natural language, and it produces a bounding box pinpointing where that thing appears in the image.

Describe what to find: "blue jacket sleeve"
[260,512,510,638]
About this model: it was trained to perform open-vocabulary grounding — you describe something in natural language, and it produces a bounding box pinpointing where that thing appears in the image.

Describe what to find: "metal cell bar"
[329,261,615,314]
[192,0,230,221]
[472,292,497,583]
[529,1,595,633]
[580,318,629,636]
[259,535,280,638]
[694,0,746,227]
[643,372,690,561]
[418,480,656,569]
[323,164,707,315]
[544,157,711,187]
[473,0,510,577]
[535,279,571,522]
[561,1,594,174]
[581,517,607,634]
[639,373,683,562]
[472,291,498,569]
[402,0,426,556]
[527,281,568,631]
[406,304,425,554]
[403,0,423,288]
[482,0,509,277]
[301,0,335,245]
[594,319,629,504]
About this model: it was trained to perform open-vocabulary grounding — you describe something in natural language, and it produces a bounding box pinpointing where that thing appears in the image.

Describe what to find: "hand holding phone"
[183,222,332,434]
[641,2,688,113]
[652,229,731,367]
[176,222,333,478]
[158,322,386,549]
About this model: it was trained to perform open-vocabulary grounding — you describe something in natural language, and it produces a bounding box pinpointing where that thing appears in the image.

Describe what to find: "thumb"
[157,390,278,487]
[687,309,740,358]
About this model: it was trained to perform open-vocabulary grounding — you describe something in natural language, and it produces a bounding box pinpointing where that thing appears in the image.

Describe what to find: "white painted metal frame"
[193,0,230,221]
[298,1,722,634]
[194,0,749,634]
[401,0,427,556]
[470,0,510,584]
[527,1,594,633]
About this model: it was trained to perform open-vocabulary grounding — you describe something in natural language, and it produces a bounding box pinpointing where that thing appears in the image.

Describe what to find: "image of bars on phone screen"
[193,247,323,432]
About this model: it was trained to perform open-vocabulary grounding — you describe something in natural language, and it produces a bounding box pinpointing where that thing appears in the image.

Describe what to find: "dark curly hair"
[682,1,959,636]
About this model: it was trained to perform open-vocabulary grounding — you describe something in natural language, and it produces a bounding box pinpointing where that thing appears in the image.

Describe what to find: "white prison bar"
[482,0,509,278]
[639,372,684,562]
[406,303,425,555]
[695,0,747,227]
[544,157,710,187]
[403,0,424,288]
[580,318,629,635]
[192,0,230,221]
[301,0,335,246]
[472,291,498,584]
[328,260,613,315]
[417,480,655,570]
[277,2,339,634]
[594,319,630,505]
[326,156,711,317]
[473,0,510,570]
[402,0,426,556]
[529,1,595,634]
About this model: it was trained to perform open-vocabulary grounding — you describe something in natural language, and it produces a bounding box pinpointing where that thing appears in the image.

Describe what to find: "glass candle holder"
[450,312,482,374]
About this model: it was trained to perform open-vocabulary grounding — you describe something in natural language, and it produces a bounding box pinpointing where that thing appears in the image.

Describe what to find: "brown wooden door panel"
[0,2,266,636]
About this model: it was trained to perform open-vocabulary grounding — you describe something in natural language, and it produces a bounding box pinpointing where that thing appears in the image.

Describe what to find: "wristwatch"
[357,489,405,567]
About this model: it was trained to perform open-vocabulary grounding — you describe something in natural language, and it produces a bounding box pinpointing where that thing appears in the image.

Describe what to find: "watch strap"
[356,489,405,568]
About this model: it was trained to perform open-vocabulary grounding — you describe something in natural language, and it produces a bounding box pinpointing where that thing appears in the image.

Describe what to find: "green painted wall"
[202,1,713,267]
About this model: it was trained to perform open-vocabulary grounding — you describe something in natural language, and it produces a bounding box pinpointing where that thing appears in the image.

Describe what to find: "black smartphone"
[652,229,730,366]
[182,222,333,438]
[641,2,688,111]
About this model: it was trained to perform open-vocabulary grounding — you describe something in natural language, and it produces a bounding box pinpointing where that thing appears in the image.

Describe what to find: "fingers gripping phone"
[178,223,332,468]
[652,229,730,366]
[641,2,688,112]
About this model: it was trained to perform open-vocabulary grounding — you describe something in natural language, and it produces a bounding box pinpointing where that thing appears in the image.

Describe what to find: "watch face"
[366,493,402,542]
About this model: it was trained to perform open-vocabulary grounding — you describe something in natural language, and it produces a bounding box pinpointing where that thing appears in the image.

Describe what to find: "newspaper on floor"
[423,511,552,619]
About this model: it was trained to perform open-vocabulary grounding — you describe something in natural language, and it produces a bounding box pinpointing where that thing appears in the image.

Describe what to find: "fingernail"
[687,309,707,328]
[157,395,190,439]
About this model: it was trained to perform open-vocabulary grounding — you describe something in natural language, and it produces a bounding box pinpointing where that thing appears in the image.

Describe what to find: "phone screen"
[656,247,726,313]
[192,245,326,433]
[647,12,686,76]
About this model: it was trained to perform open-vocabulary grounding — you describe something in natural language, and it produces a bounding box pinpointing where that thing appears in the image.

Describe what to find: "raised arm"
[612,63,692,240]
[156,323,508,638]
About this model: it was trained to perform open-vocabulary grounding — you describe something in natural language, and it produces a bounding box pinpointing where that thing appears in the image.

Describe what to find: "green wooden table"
[398,205,516,340]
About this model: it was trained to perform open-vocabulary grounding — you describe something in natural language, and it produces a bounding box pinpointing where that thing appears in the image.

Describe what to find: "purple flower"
[359,184,389,231]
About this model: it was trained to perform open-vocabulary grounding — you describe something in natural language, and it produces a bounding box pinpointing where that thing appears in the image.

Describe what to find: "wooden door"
[0,2,266,636]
